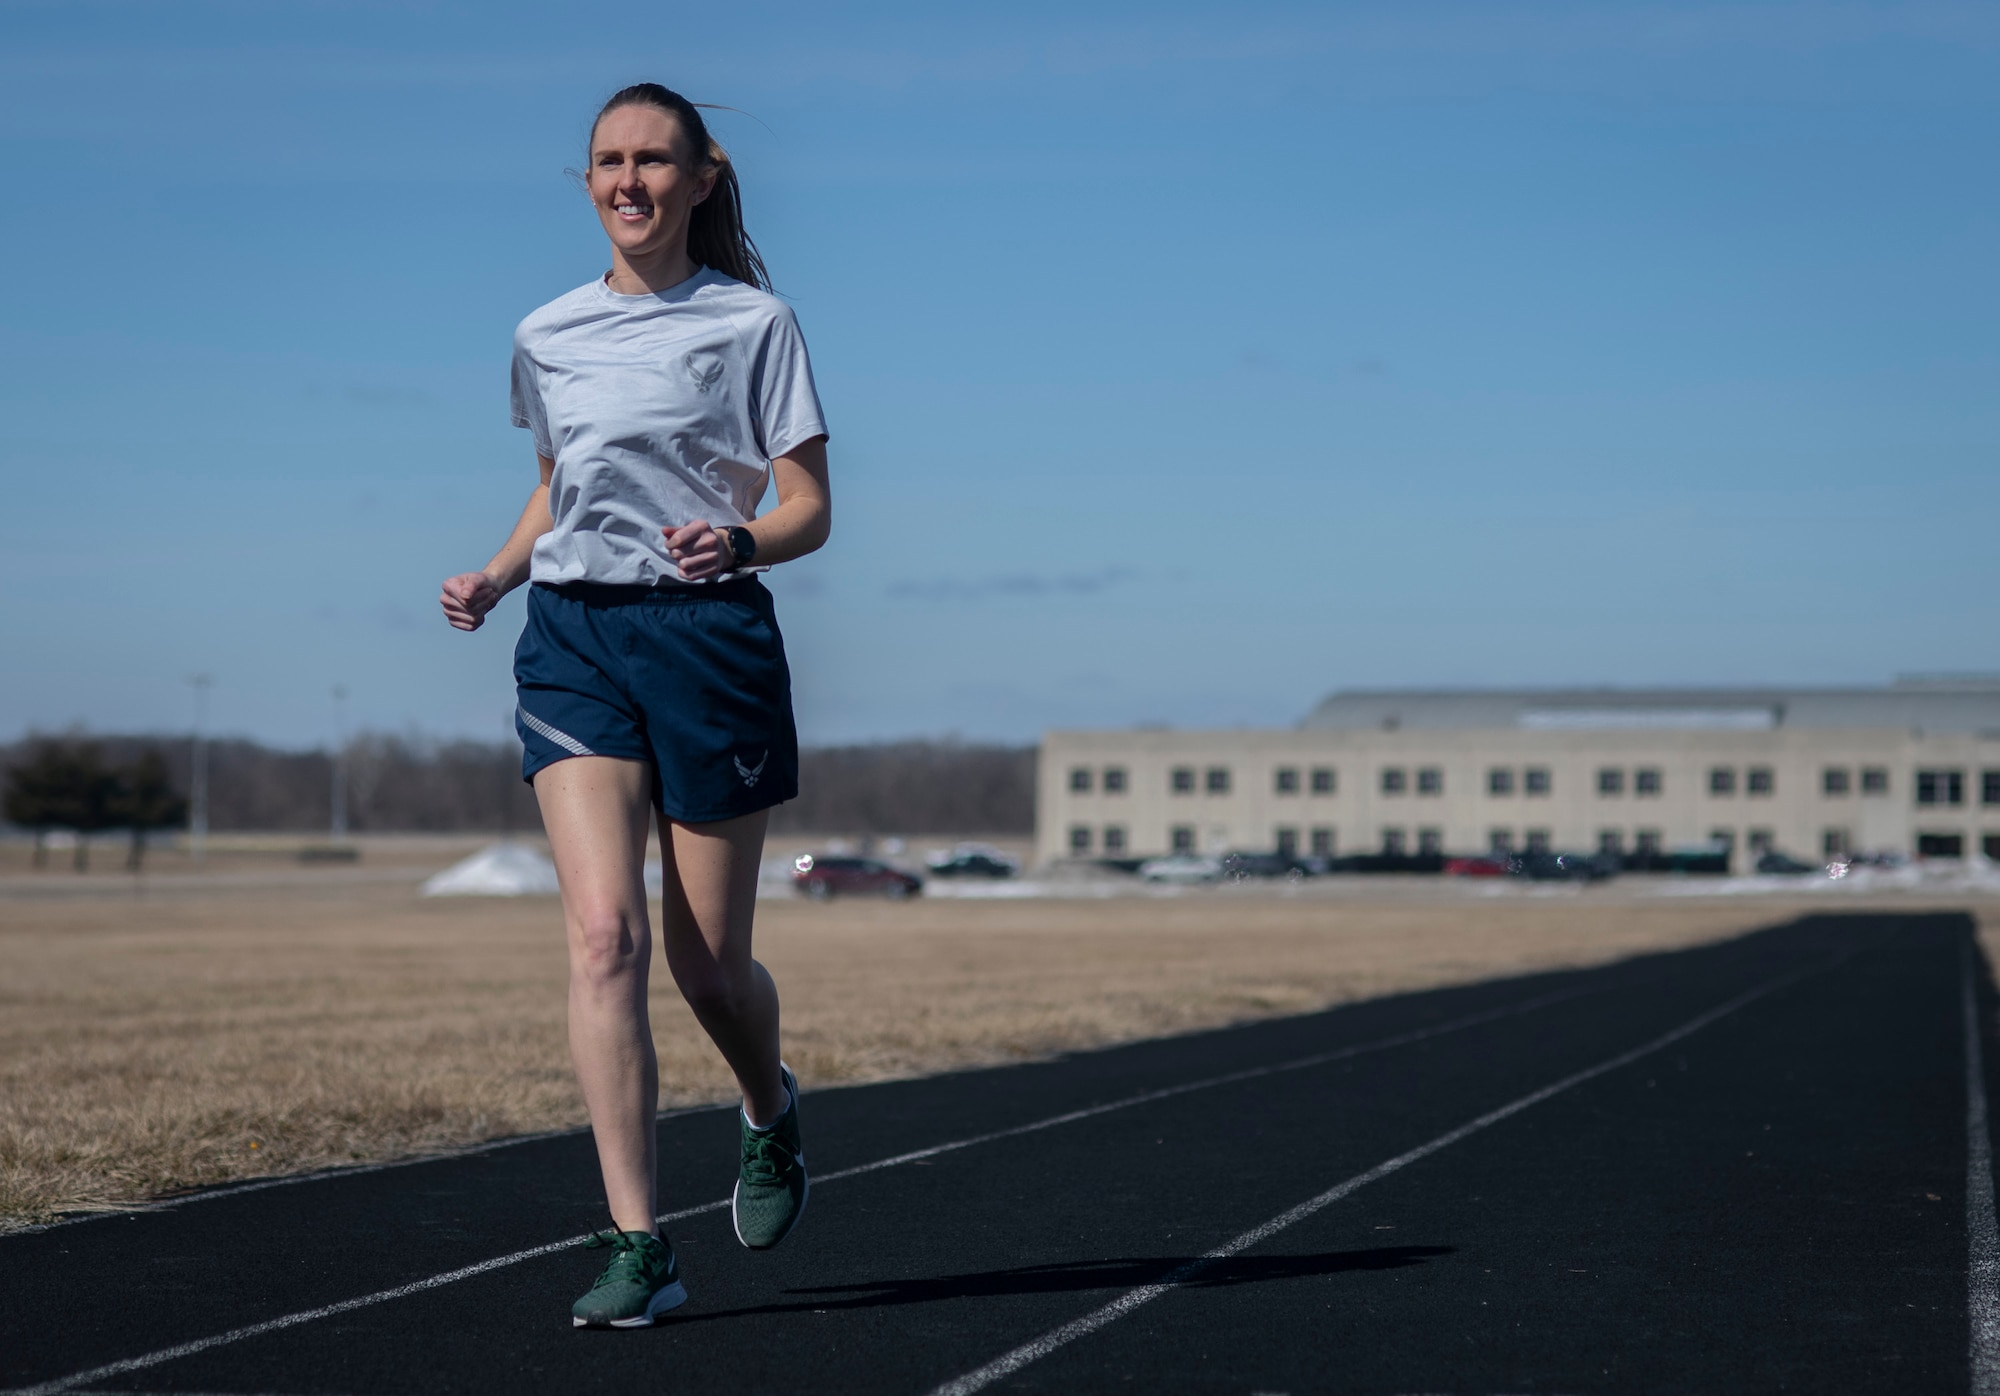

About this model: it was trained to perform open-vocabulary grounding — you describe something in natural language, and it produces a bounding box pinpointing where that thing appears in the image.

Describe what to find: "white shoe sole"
[572,1278,688,1329]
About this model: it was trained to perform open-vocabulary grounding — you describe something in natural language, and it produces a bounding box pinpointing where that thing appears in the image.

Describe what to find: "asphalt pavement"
[2,910,1989,1394]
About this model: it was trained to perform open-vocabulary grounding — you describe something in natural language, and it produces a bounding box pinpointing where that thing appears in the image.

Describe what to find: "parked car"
[1622,846,1731,875]
[1754,850,1820,876]
[1219,851,1317,880]
[1321,853,1448,874]
[1444,856,1509,878]
[925,842,1021,879]
[1507,851,1618,882]
[1138,854,1224,884]
[791,854,923,900]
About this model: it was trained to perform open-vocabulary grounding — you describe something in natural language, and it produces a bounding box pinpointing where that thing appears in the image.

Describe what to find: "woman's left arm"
[664,436,831,581]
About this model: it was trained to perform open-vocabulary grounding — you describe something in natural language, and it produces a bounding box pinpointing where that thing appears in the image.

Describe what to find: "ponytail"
[590,83,771,293]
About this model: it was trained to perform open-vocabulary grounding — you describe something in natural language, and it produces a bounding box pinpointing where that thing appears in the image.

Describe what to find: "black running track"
[4,912,1994,1395]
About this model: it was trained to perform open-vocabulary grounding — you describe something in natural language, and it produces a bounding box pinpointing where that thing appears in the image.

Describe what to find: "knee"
[569,906,648,984]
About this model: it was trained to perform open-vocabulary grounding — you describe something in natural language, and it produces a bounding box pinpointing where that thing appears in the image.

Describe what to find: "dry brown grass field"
[2,835,1992,1231]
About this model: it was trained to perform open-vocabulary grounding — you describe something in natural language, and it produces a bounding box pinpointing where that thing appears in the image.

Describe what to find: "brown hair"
[590,83,770,292]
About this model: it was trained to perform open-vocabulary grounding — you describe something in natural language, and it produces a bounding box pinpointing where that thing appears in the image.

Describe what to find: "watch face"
[728,526,757,564]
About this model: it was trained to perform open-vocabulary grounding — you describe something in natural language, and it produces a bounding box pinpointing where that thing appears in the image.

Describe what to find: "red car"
[1444,856,1509,878]
[791,855,923,900]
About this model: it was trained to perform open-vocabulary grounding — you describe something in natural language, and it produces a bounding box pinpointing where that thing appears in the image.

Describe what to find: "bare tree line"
[0,734,1035,837]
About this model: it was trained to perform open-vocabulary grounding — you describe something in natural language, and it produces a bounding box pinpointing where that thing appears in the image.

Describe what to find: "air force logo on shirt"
[734,750,769,787]
[684,351,725,394]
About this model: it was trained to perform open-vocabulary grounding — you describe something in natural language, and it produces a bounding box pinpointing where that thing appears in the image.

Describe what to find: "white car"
[1138,854,1224,884]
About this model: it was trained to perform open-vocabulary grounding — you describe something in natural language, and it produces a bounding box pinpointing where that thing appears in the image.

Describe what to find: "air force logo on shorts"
[735,750,769,788]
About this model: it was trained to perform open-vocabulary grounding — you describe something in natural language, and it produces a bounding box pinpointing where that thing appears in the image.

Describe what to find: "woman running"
[439,82,829,1329]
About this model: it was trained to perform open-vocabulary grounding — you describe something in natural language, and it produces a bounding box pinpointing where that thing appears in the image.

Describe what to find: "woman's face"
[587,104,715,264]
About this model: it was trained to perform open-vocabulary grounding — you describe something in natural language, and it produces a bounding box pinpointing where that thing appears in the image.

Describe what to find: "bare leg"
[535,756,659,1235]
[659,809,788,1127]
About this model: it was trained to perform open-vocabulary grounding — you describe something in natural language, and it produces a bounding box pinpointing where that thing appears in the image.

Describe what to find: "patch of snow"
[421,842,561,897]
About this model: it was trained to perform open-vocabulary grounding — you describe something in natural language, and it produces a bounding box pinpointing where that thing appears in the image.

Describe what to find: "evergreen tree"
[112,749,188,871]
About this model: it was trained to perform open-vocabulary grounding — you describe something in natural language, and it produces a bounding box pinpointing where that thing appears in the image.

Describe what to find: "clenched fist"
[440,572,503,631]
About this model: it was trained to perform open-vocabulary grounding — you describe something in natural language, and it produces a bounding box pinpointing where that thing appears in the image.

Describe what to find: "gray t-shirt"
[510,267,828,586]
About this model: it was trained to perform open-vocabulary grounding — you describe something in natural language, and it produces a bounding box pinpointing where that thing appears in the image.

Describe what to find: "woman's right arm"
[440,455,555,632]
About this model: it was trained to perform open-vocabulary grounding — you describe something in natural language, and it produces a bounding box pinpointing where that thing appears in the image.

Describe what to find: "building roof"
[1298,676,2000,735]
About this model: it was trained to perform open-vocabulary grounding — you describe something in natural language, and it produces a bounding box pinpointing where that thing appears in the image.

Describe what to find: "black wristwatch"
[724,525,758,570]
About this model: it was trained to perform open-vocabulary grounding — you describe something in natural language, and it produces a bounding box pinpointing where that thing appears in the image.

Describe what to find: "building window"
[1524,767,1551,797]
[1746,767,1774,796]
[1918,832,1966,858]
[1597,768,1624,796]
[1103,825,1126,854]
[1916,770,1965,806]
[1068,825,1092,855]
[1861,767,1889,796]
[1274,767,1300,795]
[1381,827,1407,856]
[1103,766,1127,795]
[1381,767,1407,795]
[1635,829,1662,855]
[1822,767,1851,797]
[1823,828,1849,859]
[1310,767,1336,795]
[1525,829,1551,854]
[1171,767,1195,795]
[1275,827,1299,858]
[1709,828,1736,853]
[1414,827,1441,855]
[1416,767,1443,796]
[1310,827,1335,857]
[1985,771,2000,806]
[1709,767,1736,796]
[1748,829,1775,855]
[1986,834,2000,862]
[1488,768,1515,796]
[1489,828,1514,855]
[1635,768,1662,796]
[1170,825,1196,853]
[1069,766,1092,794]
[1598,829,1624,856]
[1205,766,1232,795]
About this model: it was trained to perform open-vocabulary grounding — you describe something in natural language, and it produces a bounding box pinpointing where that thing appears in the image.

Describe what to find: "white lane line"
[809,981,1601,1186]
[1964,935,2000,1395]
[928,957,1837,1396]
[5,982,1594,1396]
[21,1106,727,1233]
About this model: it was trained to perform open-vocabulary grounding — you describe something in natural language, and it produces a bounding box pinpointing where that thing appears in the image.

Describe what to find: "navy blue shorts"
[513,577,799,823]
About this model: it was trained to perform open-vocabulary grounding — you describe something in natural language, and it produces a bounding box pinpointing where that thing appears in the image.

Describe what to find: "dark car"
[1622,846,1731,875]
[1755,850,1820,876]
[1322,852,1447,874]
[1507,851,1617,882]
[925,844,1020,879]
[792,855,922,900]
[1219,851,1318,880]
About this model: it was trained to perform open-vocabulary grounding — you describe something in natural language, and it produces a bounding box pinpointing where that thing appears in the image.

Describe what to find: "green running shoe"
[571,1230,686,1328]
[733,1063,808,1249]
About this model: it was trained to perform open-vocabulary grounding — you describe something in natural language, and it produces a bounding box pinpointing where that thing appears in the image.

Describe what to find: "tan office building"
[1036,679,2000,871]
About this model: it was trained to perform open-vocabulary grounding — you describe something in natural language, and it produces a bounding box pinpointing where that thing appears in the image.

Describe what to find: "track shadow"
[662,1246,1453,1326]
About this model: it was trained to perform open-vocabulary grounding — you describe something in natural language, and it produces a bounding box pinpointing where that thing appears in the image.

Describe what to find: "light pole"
[330,684,350,843]
[188,674,212,864]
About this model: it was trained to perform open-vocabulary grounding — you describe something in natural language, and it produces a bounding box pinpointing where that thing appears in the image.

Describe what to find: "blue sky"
[2,1,1995,749]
